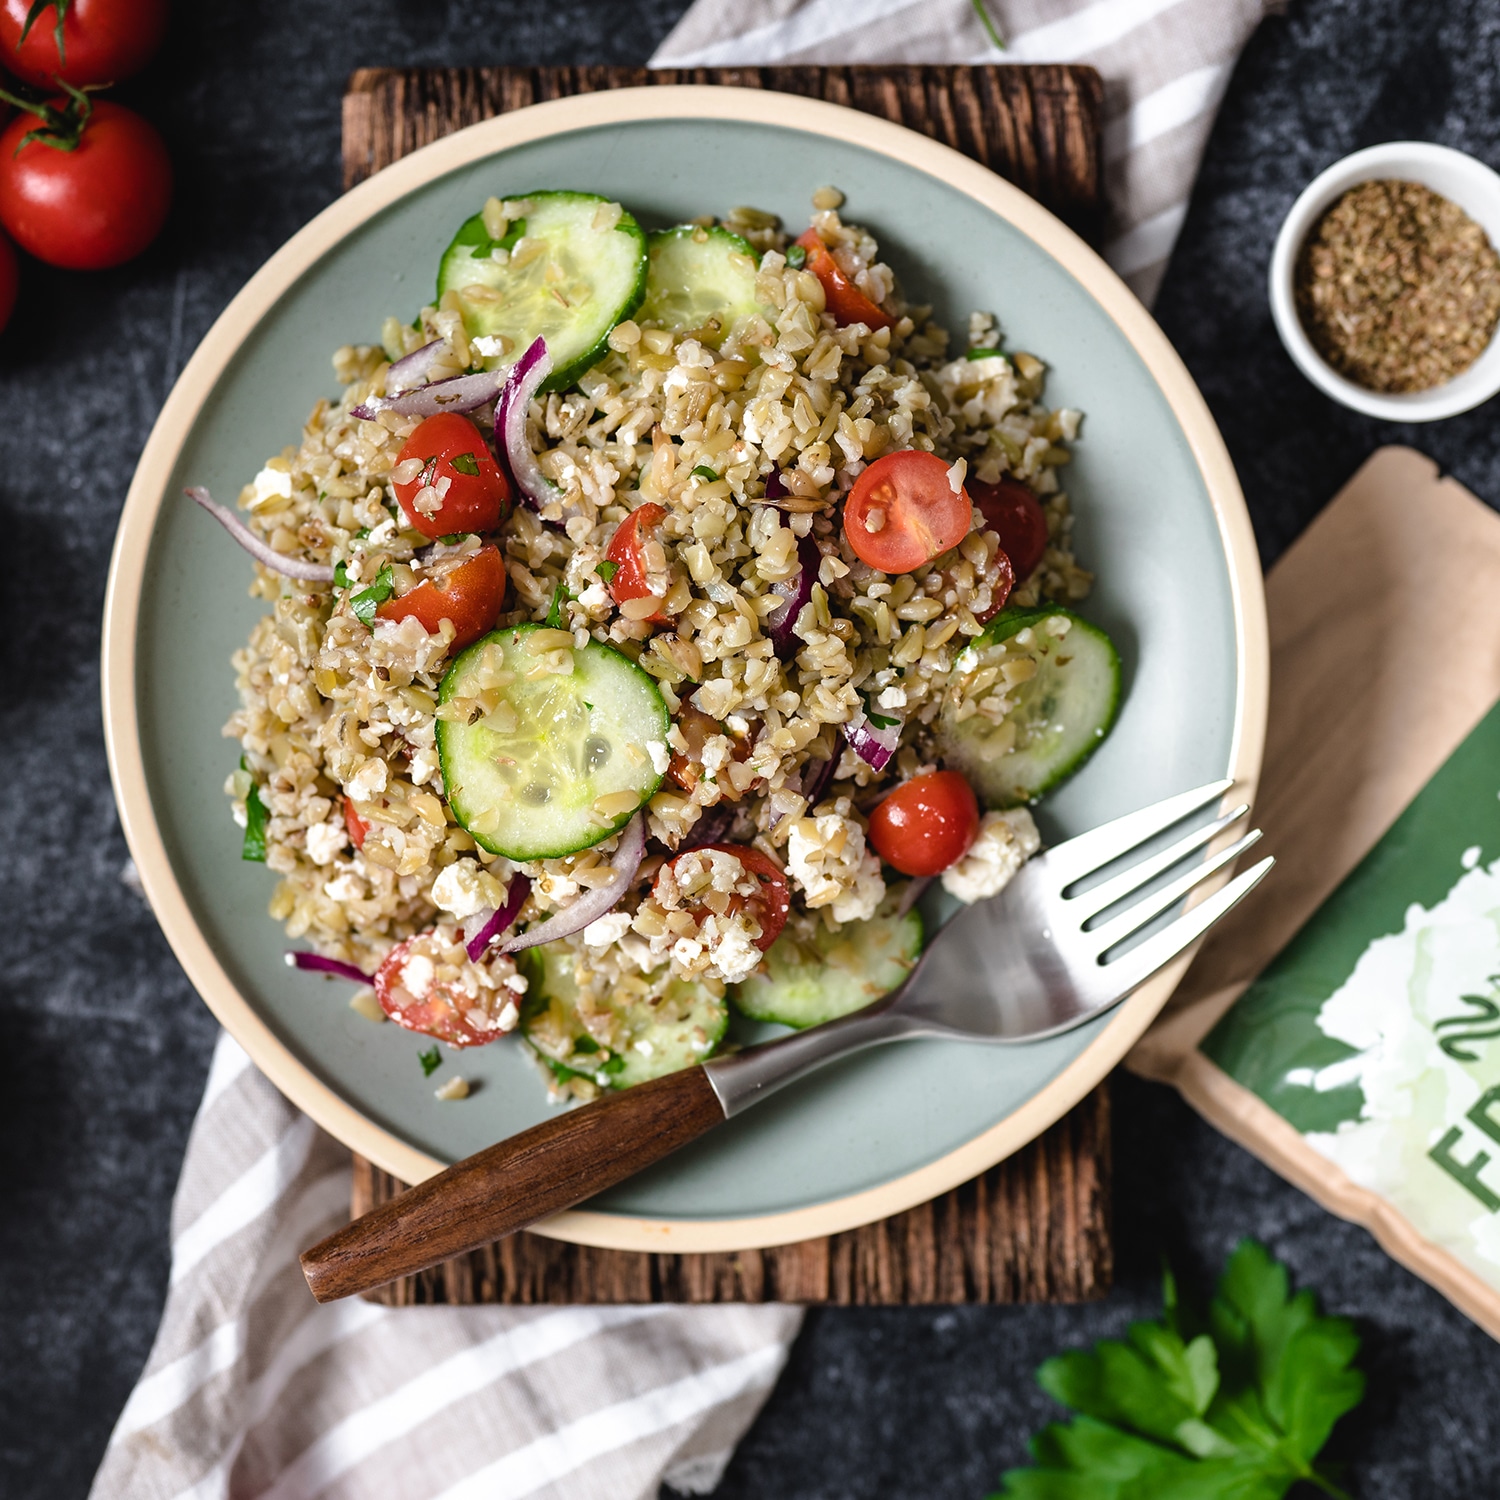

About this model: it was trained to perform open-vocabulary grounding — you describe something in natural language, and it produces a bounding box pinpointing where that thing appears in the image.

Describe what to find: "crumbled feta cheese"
[323,871,363,904]
[305,820,348,867]
[941,809,1041,903]
[430,858,506,920]
[582,911,633,948]
[365,516,396,546]
[646,740,670,775]
[345,758,387,802]
[787,807,886,922]
[472,334,507,358]
[400,954,435,999]
[946,457,968,494]
[251,465,292,507]
[434,1076,470,1101]
[706,917,763,983]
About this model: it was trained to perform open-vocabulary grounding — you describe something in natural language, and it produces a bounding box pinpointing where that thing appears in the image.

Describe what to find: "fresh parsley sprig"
[994,1241,1364,1500]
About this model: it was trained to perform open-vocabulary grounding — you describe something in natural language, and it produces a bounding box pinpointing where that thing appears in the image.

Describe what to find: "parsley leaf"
[241,757,268,862]
[350,564,394,626]
[994,1241,1364,1500]
[859,691,900,731]
[967,346,1006,361]
[334,560,351,589]
[545,580,573,629]
[418,1046,442,1078]
[690,464,720,481]
[596,559,619,585]
[786,244,807,270]
[450,450,481,477]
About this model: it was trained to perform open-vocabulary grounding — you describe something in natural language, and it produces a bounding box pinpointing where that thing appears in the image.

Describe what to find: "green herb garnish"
[690,465,720,481]
[596,559,619,585]
[418,1046,442,1078]
[993,1240,1364,1500]
[859,692,900,731]
[599,1055,626,1076]
[967,346,1006,361]
[241,756,268,862]
[970,0,1006,50]
[350,564,395,626]
[334,560,351,589]
[437,532,468,545]
[450,451,481,477]
[571,1036,600,1055]
[545,580,573,629]
[785,244,807,271]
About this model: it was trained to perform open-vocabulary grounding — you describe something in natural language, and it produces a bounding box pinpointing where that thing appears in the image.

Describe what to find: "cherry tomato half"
[343,799,369,851]
[657,843,790,952]
[668,704,754,796]
[375,934,494,1047]
[392,413,511,540]
[868,770,981,878]
[973,478,1049,581]
[0,100,171,270]
[0,232,16,336]
[605,501,669,624]
[843,450,973,573]
[377,543,507,651]
[794,228,895,331]
[0,0,168,87]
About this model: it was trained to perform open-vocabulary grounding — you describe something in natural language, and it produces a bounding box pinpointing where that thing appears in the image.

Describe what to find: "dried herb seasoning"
[1294,178,1500,393]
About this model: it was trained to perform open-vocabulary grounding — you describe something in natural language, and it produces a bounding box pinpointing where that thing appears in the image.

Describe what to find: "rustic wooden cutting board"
[342,63,1112,1306]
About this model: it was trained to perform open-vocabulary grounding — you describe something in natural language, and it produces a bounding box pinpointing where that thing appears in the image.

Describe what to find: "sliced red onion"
[895,877,932,918]
[800,752,837,808]
[764,534,821,657]
[842,710,902,772]
[288,951,370,983]
[679,804,735,851]
[495,337,557,509]
[764,468,788,500]
[351,367,509,421]
[386,338,447,395]
[186,488,336,583]
[463,874,532,962]
[499,813,644,955]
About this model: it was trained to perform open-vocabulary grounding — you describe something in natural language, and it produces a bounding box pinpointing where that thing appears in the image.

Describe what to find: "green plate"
[103,90,1264,1249]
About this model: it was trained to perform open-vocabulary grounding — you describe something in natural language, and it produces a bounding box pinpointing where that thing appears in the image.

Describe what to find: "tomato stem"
[0,76,97,154]
[17,0,69,65]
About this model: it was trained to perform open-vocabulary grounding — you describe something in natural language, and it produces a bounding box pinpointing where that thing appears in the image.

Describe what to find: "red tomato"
[0,0,167,86]
[343,799,369,851]
[605,501,669,624]
[970,544,1015,625]
[375,934,494,1047]
[392,413,511,540]
[0,231,16,336]
[0,100,170,270]
[659,843,790,951]
[794,229,895,331]
[973,478,1049,580]
[843,450,973,573]
[668,705,752,797]
[868,771,981,877]
[377,544,507,651]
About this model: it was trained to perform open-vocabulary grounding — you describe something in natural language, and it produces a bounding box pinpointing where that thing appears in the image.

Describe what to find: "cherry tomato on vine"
[391,412,511,540]
[843,449,973,573]
[794,228,894,331]
[0,232,16,335]
[0,96,170,269]
[376,543,507,651]
[605,501,670,624]
[0,0,168,87]
[973,477,1049,581]
[375,934,496,1047]
[868,770,981,877]
[656,843,790,951]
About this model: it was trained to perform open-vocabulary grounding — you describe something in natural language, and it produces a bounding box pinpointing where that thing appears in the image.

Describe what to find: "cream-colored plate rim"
[102,85,1268,1253]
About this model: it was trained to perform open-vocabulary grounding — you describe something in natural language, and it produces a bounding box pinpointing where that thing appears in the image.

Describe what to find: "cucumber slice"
[436,190,648,391]
[436,623,668,861]
[731,891,924,1030]
[636,224,771,343]
[520,943,728,1089]
[936,606,1120,809]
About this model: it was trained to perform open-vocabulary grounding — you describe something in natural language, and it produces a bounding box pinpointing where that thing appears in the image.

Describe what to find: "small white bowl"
[1269,141,1500,421]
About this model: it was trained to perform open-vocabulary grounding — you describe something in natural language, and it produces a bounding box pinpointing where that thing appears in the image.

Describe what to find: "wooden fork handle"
[300,1066,727,1302]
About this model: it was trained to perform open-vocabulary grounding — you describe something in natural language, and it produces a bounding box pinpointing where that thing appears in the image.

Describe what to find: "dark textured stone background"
[2,0,1499,1495]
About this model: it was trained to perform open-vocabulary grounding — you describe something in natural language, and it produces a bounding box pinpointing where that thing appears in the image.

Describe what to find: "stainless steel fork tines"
[704,780,1274,1117]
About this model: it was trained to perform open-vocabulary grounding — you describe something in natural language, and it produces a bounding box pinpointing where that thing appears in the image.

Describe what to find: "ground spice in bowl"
[1294,178,1500,393]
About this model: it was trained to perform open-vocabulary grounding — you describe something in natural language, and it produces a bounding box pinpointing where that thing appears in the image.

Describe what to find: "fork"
[301,780,1271,1302]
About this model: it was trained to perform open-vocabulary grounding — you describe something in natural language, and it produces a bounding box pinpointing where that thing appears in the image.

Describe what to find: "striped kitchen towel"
[651,0,1274,304]
[89,1031,800,1500]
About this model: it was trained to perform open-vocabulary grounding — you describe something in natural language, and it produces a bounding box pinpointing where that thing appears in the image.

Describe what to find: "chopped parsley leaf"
[350,564,395,627]
[596,559,619,584]
[786,244,807,270]
[334,560,351,589]
[967,346,1006,361]
[449,450,481,477]
[860,691,900,731]
[690,465,719,481]
[240,756,268,862]
[437,532,468,545]
[572,1036,600,1054]
[545,580,573,630]
[599,1055,626,1075]
[418,1046,442,1077]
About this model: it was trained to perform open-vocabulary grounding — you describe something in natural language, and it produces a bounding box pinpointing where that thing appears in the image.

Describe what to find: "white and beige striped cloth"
[651,0,1274,304]
[95,4,1268,1495]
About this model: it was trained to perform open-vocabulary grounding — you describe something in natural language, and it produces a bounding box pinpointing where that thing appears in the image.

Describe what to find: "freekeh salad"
[202,187,1121,1102]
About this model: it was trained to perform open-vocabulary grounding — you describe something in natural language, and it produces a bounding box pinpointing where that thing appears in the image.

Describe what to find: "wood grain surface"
[340,62,1111,1306]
